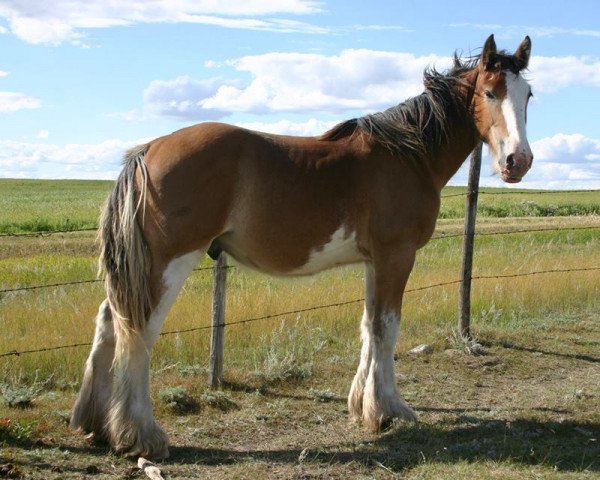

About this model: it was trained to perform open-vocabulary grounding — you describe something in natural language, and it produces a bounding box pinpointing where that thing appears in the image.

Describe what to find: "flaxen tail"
[98,145,152,339]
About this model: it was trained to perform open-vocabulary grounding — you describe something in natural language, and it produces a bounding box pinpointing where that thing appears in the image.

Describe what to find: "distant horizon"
[1,0,599,189]
[1,176,597,192]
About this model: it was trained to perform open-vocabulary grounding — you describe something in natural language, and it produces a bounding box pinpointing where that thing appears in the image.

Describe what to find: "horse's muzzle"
[501,152,533,183]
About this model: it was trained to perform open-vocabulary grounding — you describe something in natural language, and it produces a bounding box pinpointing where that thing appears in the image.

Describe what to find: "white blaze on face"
[500,72,533,161]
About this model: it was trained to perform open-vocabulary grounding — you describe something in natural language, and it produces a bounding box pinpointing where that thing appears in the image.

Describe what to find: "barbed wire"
[431,224,600,241]
[479,189,600,196]
[1,224,598,295]
[441,189,600,199]
[0,227,97,238]
[439,193,468,199]
[1,266,598,359]
[0,265,235,294]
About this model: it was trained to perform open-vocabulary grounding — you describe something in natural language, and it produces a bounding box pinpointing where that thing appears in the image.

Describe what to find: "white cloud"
[532,133,600,164]
[142,76,234,120]
[144,49,449,119]
[235,118,337,136]
[451,133,600,189]
[0,91,41,112]
[36,129,49,139]
[529,56,600,92]
[0,138,145,179]
[0,70,8,77]
[0,0,323,44]
[141,49,600,121]
[178,16,329,34]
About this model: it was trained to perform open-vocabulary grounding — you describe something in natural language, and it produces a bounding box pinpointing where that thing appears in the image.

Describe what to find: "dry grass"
[1,216,598,380]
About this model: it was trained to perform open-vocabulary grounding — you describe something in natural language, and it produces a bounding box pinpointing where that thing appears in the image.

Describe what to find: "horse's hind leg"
[108,250,203,459]
[71,299,115,441]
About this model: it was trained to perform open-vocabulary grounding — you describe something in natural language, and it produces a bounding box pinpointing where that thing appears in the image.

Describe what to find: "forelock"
[496,51,524,74]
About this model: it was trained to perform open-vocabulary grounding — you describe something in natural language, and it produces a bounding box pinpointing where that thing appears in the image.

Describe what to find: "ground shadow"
[3,415,597,476]
[167,416,599,473]
[0,434,113,477]
[483,339,600,363]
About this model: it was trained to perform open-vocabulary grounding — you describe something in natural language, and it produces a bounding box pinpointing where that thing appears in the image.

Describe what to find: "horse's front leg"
[351,248,418,432]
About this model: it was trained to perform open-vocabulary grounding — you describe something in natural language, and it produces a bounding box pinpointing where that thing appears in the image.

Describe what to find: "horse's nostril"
[506,154,515,168]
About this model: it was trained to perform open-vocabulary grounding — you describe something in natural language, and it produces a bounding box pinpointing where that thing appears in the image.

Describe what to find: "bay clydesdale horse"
[71,35,534,458]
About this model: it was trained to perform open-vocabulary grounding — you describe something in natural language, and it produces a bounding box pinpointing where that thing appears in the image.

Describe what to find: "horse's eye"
[485,90,495,100]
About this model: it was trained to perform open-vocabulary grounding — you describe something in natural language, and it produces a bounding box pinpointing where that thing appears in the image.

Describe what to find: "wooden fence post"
[209,252,227,388]
[458,142,483,339]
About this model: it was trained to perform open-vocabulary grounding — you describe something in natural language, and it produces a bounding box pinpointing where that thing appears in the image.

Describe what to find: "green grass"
[0,179,112,234]
[439,186,600,219]
[0,180,598,234]
[0,180,598,478]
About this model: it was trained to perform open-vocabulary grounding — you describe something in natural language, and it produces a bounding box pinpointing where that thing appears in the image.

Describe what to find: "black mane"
[320,54,498,161]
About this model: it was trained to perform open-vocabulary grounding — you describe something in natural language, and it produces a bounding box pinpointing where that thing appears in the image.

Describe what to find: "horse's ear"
[480,34,499,72]
[514,35,531,70]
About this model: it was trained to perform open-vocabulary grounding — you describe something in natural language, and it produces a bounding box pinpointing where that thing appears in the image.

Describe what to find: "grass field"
[1,180,599,235]
[0,179,599,479]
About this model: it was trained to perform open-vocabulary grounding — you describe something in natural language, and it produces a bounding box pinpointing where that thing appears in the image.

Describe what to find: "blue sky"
[0,0,599,188]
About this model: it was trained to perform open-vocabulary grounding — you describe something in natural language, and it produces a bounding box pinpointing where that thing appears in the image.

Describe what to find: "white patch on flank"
[291,226,362,275]
[501,72,533,158]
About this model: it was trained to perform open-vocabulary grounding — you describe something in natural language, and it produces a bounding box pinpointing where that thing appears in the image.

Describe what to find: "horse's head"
[473,35,533,183]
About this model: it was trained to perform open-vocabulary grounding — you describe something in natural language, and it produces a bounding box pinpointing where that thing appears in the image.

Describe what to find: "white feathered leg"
[107,250,202,459]
[71,299,115,441]
[348,263,375,420]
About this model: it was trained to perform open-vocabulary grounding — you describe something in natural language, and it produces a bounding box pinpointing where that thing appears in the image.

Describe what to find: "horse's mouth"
[501,171,522,183]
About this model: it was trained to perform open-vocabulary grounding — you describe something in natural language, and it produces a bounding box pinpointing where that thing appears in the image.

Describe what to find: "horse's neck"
[430,125,479,190]
[427,71,480,190]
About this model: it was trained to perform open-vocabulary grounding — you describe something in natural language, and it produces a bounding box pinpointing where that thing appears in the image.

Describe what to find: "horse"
[71,34,534,459]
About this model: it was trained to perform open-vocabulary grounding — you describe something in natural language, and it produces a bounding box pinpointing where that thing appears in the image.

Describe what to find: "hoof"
[84,431,110,446]
[111,422,170,460]
[362,396,418,433]
[70,403,109,444]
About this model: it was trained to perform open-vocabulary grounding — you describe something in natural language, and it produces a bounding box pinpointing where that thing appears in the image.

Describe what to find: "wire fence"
[0,265,235,294]
[1,224,598,295]
[1,265,598,359]
[1,188,598,361]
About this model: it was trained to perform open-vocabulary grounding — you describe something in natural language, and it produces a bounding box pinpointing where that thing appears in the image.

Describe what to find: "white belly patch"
[291,226,363,275]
